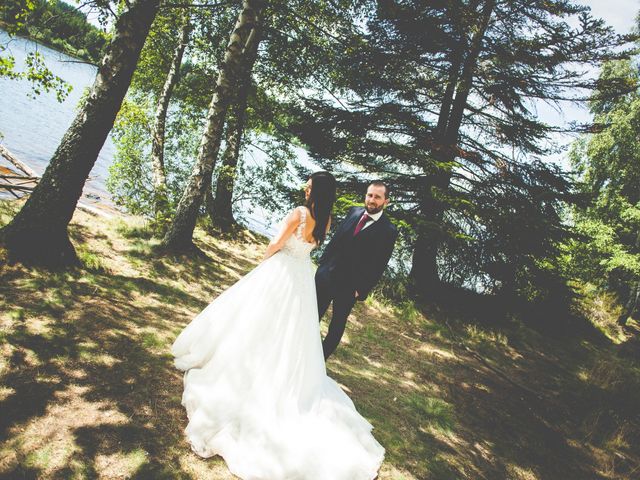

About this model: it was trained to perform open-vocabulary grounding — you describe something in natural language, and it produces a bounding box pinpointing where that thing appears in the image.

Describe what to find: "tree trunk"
[0,0,161,267]
[434,0,466,139]
[618,279,640,326]
[410,11,466,294]
[618,232,640,326]
[162,0,264,251]
[210,24,261,231]
[409,0,495,295]
[204,181,216,225]
[150,13,191,232]
[210,110,244,230]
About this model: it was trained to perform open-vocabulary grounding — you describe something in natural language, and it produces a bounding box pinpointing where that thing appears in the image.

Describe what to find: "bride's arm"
[263,208,302,260]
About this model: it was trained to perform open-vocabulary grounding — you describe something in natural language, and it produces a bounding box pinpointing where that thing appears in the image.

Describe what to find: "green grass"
[1,200,639,480]
[76,245,107,273]
[8,307,25,321]
[141,331,165,349]
[114,218,155,240]
[572,281,631,343]
[404,393,455,433]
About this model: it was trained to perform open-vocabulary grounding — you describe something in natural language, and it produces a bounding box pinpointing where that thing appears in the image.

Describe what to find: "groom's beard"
[365,203,384,214]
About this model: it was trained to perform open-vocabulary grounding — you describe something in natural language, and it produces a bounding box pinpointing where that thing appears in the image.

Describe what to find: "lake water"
[0,29,114,201]
[0,29,280,235]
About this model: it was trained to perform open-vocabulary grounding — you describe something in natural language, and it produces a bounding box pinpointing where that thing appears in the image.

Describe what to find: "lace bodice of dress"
[280,206,316,259]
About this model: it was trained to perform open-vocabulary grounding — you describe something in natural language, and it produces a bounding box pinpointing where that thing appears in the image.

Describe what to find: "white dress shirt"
[360,209,383,231]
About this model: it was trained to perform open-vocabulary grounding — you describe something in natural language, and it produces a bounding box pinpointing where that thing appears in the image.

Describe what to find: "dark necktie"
[353,213,370,236]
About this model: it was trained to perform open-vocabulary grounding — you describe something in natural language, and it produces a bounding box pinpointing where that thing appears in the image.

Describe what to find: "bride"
[171,171,385,480]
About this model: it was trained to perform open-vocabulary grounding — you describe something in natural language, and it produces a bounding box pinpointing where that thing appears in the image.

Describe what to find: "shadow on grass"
[0,262,223,477]
[323,291,639,480]
[2,203,638,479]
[0,203,265,478]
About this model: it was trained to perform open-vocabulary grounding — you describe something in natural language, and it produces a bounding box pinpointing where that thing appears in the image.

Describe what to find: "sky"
[526,0,637,167]
[580,0,638,35]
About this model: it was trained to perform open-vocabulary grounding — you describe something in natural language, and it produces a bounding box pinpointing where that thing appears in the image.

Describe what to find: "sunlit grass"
[573,282,629,343]
[1,200,639,479]
[114,217,155,240]
[141,331,165,349]
[76,245,107,273]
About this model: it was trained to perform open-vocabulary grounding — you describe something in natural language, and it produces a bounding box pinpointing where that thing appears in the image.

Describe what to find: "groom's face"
[364,184,389,214]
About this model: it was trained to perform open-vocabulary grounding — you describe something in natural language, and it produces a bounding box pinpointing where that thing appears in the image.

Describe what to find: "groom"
[316,181,398,360]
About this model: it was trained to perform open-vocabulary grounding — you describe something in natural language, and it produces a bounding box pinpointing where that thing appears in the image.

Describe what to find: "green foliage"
[566,57,640,316]
[107,97,156,216]
[0,0,107,101]
[23,50,72,101]
[1,0,108,63]
[280,0,632,300]
[0,45,19,78]
[223,131,301,223]
[0,44,71,101]
[131,9,190,95]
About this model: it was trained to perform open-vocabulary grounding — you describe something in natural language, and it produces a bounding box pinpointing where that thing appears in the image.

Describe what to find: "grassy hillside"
[1,200,639,479]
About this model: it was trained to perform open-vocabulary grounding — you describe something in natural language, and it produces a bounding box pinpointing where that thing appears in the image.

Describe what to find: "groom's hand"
[354,290,359,299]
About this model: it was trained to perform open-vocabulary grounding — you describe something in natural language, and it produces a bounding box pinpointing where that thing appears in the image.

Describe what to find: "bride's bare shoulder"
[295,205,315,221]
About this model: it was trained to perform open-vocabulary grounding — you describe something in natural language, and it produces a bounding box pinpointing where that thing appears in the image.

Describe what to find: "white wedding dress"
[171,206,385,480]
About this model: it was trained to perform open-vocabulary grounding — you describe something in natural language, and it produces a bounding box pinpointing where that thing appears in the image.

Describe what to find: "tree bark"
[618,279,640,326]
[0,0,161,267]
[618,232,640,326]
[204,181,216,224]
[150,12,191,231]
[210,24,261,231]
[210,107,245,230]
[162,0,264,251]
[409,0,495,295]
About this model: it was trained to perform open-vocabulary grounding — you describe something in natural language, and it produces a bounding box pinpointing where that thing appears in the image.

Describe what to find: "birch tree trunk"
[210,24,261,231]
[0,0,161,267]
[150,13,191,232]
[409,0,495,295]
[210,106,245,231]
[162,0,264,251]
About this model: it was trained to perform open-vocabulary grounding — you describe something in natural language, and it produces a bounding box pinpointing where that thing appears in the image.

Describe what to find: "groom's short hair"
[368,180,390,199]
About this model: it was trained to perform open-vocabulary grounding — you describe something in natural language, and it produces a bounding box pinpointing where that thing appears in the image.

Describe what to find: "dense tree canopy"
[283,0,634,301]
[1,0,638,321]
[1,0,108,63]
[567,57,640,324]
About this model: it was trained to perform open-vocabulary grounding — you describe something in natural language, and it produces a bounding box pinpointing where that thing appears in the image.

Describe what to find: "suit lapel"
[355,211,388,239]
[342,207,364,236]
[355,215,382,239]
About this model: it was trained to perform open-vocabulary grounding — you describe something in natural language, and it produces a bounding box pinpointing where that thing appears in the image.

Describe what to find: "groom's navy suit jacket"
[316,206,398,301]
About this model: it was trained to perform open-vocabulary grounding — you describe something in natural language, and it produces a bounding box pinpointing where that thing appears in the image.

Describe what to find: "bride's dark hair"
[305,171,336,245]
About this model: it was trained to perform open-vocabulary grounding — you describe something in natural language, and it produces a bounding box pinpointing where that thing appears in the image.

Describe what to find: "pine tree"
[291,0,633,297]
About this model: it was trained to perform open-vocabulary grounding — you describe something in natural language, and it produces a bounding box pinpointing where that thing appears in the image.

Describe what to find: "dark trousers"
[316,273,356,360]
